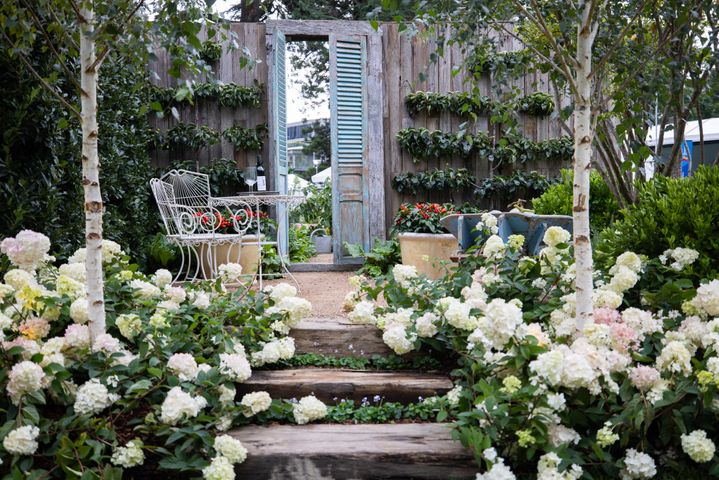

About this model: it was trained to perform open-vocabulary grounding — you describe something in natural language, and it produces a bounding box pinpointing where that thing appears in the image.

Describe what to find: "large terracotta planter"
[200,234,264,278]
[398,232,458,280]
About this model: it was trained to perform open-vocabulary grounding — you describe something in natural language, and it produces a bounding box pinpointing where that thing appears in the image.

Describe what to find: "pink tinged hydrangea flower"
[610,323,640,352]
[629,365,660,391]
[3,337,41,359]
[594,307,622,325]
[0,230,51,271]
[18,316,51,341]
[64,324,91,349]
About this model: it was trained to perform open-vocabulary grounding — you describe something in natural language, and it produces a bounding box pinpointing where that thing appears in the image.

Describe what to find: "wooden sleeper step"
[232,423,477,479]
[291,318,394,358]
[237,368,453,404]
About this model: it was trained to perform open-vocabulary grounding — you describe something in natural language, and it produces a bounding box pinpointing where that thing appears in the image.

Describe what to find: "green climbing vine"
[473,170,560,200]
[391,168,476,195]
[405,91,554,118]
[153,122,268,151]
[222,123,268,151]
[151,82,264,110]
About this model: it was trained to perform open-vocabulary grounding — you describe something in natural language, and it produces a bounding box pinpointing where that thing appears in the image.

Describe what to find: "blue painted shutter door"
[330,35,370,263]
[273,30,289,256]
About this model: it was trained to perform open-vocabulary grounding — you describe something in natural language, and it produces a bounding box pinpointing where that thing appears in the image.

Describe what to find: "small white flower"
[293,395,327,424]
[621,448,656,479]
[213,435,247,464]
[111,438,145,468]
[202,455,236,480]
[2,425,40,455]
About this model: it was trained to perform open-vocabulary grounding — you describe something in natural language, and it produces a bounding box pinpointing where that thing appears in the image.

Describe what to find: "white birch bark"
[573,1,599,330]
[79,4,106,339]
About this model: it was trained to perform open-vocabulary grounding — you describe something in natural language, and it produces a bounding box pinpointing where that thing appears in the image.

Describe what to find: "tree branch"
[19,0,82,92]
[590,0,651,78]
[89,0,147,71]
[1,31,80,118]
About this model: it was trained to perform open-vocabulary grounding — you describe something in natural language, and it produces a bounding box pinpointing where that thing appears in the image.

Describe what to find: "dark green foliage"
[474,170,559,201]
[597,166,719,278]
[289,224,317,263]
[532,168,619,235]
[347,239,402,277]
[468,48,532,76]
[392,168,476,195]
[274,352,444,370]
[222,123,267,151]
[0,51,155,263]
[301,120,331,161]
[290,181,332,234]
[199,40,223,64]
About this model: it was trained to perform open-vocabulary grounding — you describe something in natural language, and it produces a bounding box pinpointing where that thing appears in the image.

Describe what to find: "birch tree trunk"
[79,4,106,339]
[573,2,598,330]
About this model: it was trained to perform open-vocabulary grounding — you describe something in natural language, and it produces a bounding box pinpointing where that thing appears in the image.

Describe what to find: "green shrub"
[290,182,332,234]
[597,166,719,278]
[532,168,618,234]
[347,239,402,277]
[289,224,317,262]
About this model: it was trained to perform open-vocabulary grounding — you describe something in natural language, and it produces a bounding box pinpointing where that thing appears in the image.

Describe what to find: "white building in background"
[287,118,329,173]
[645,118,719,177]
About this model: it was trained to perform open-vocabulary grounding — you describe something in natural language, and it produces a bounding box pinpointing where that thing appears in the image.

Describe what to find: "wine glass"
[243,167,257,192]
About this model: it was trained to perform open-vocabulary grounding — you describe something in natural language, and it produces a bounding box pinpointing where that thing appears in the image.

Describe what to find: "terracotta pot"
[397,232,458,280]
[199,234,264,278]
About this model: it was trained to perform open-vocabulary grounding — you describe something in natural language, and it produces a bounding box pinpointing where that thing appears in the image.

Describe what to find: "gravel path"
[264,271,354,319]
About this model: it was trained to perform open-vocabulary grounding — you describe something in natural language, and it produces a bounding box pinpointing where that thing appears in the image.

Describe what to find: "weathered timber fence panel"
[149,21,570,235]
[379,24,571,230]
[149,23,270,183]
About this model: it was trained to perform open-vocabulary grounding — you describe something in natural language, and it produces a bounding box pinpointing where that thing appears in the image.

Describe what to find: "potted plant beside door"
[393,203,460,280]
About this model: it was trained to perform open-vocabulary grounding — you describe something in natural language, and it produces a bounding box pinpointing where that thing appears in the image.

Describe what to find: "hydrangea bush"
[348,228,719,478]
[0,231,317,478]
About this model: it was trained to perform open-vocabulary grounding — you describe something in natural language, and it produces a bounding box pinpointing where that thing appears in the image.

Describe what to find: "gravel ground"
[264,271,354,319]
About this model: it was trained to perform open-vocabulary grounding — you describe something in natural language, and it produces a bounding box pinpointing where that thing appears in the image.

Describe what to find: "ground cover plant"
[345,224,719,478]
[0,230,319,478]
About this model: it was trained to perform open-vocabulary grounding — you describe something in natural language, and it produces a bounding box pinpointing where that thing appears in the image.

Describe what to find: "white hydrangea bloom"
[129,280,162,299]
[607,266,639,294]
[0,282,15,300]
[537,452,583,480]
[59,262,87,282]
[382,324,416,355]
[151,269,173,288]
[164,285,187,304]
[293,395,328,424]
[446,385,463,406]
[621,448,656,479]
[213,435,248,464]
[160,386,207,425]
[2,425,40,455]
[56,275,85,299]
[681,430,716,463]
[74,379,119,415]
[265,283,297,301]
[530,345,598,392]
[219,263,243,283]
[546,392,566,412]
[543,226,571,248]
[483,235,506,260]
[218,384,236,405]
[476,458,516,480]
[548,424,581,447]
[348,300,376,325]
[476,298,523,350]
[68,298,89,324]
[392,264,418,288]
[275,296,312,326]
[7,360,45,405]
[655,341,692,375]
[612,252,642,274]
[1,230,51,271]
[240,391,272,415]
[445,301,477,331]
[219,353,252,382]
[92,333,123,355]
[415,312,439,338]
[691,280,719,318]
[168,353,199,381]
[202,455,235,480]
[593,288,623,309]
[661,248,699,271]
[4,269,37,291]
[111,438,145,468]
[191,291,211,309]
[115,313,142,339]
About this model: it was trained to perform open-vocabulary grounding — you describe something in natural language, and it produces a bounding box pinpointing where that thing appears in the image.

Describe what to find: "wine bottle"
[256,155,266,191]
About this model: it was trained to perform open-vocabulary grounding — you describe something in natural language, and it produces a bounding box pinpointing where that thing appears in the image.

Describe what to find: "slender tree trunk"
[573,2,598,330]
[79,5,106,339]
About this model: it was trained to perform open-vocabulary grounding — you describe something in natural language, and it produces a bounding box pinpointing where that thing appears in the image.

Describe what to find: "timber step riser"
[291,319,394,358]
[237,368,453,404]
[232,423,476,480]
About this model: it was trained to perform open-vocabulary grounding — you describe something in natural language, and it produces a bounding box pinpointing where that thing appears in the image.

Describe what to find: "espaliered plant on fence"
[155,122,221,150]
[199,39,223,64]
[405,91,554,118]
[222,123,268,151]
[395,128,480,161]
[468,48,532,76]
[151,82,264,110]
[396,127,573,164]
[391,168,476,195]
[473,170,560,199]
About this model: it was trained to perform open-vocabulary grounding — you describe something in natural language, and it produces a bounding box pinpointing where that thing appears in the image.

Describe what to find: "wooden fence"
[149,21,570,234]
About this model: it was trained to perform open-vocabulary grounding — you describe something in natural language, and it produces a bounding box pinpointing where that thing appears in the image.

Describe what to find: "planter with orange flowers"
[198,209,270,278]
[393,203,460,280]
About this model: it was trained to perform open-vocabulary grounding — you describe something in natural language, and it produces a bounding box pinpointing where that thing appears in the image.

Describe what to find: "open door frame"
[266,21,386,263]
